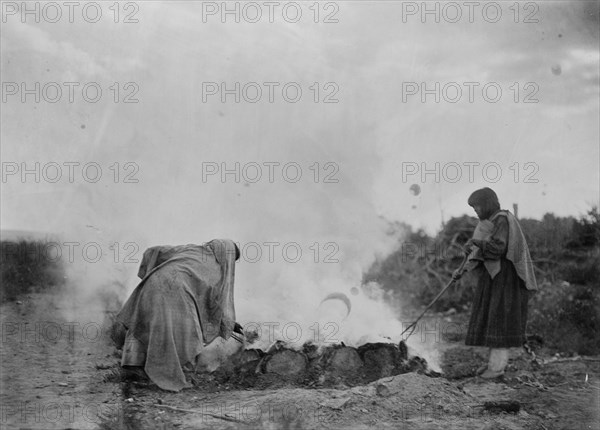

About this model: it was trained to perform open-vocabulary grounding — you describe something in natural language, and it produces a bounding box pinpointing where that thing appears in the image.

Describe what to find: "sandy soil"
[1,292,598,429]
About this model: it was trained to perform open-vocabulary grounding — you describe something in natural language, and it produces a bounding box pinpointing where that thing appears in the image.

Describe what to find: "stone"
[264,349,307,376]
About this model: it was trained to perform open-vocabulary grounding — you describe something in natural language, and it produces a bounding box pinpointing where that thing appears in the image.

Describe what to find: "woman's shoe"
[476,365,488,375]
[122,366,148,382]
[480,369,504,379]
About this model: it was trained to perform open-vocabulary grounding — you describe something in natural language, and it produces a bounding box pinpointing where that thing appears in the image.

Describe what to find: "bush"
[367,207,600,354]
[0,239,65,302]
[528,282,600,355]
[568,207,600,249]
[364,217,476,313]
[559,256,600,286]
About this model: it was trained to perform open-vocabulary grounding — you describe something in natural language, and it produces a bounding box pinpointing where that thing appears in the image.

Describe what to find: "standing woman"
[453,188,538,379]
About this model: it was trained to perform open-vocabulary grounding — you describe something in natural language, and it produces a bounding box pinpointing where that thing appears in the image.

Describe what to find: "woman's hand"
[452,269,463,280]
[233,322,244,334]
[466,239,483,249]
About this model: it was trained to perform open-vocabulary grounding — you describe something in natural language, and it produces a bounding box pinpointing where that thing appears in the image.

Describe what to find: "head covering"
[205,239,237,340]
[468,187,501,220]
[125,240,238,343]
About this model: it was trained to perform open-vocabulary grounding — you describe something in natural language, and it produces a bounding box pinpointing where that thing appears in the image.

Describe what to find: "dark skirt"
[465,259,530,348]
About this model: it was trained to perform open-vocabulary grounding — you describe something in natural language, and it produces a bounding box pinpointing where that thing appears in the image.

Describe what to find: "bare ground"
[1,292,598,430]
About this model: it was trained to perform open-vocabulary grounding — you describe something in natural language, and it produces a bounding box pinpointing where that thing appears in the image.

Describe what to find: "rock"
[243,328,260,344]
[265,340,286,354]
[407,356,428,373]
[227,348,264,375]
[264,349,307,376]
[376,383,391,397]
[302,341,320,360]
[95,362,113,370]
[398,341,408,360]
[483,400,521,414]
[237,349,264,364]
[324,347,363,375]
[309,345,363,382]
[319,397,350,410]
[358,343,402,379]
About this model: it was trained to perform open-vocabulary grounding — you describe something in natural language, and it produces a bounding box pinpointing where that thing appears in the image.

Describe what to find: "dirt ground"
[1,292,598,429]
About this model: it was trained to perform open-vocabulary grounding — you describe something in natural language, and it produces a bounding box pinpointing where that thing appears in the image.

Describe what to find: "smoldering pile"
[201,340,439,389]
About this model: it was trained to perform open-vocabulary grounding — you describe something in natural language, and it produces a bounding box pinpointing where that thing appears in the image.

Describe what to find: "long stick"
[231,332,244,343]
[401,253,469,340]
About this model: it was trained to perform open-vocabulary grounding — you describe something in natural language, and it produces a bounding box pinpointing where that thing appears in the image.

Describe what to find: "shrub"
[367,207,600,354]
[0,239,65,302]
[528,282,600,355]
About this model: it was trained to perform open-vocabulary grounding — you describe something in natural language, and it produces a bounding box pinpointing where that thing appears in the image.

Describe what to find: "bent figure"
[115,239,239,391]
[459,188,537,379]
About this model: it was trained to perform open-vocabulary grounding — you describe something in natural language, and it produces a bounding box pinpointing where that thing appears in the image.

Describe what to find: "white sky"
[1,1,598,343]
[2,1,598,237]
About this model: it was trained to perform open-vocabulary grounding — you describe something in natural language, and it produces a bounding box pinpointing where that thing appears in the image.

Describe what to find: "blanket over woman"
[468,210,537,291]
[116,239,237,391]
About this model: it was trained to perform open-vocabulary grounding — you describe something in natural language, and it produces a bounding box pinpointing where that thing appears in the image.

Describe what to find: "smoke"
[5,2,596,371]
[0,4,416,360]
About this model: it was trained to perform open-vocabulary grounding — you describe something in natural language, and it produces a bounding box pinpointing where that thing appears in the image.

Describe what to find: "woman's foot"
[122,366,149,382]
[476,364,488,375]
[480,369,504,379]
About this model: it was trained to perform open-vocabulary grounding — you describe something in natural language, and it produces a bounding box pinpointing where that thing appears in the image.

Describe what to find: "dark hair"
[468,187,500,220]
[234,244,240,261]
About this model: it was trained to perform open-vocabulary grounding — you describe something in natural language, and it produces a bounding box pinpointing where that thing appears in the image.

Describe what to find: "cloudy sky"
[2,2,598,234]
[1,1,598,343]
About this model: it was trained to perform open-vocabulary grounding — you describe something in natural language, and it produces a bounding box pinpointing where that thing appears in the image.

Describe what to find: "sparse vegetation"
[366,207,600,355]
[0,238,65,302]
